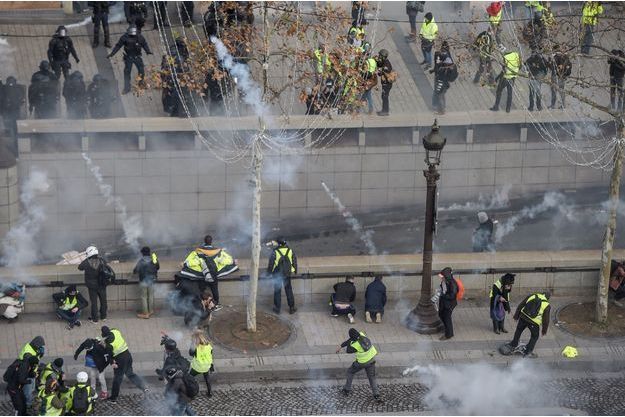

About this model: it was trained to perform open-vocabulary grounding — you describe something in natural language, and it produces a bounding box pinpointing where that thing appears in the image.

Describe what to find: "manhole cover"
[209,308,293,352]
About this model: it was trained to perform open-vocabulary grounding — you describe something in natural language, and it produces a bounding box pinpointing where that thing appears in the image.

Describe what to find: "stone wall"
[8,250,619,314]
[14,135,614,252]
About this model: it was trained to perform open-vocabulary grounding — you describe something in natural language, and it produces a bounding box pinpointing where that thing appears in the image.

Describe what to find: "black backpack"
[2,359,20,383]
[99,261,116,286]
[71,385,89,414]
[274,248,293,277]
[182,372,199,398]
[523,295,544,319]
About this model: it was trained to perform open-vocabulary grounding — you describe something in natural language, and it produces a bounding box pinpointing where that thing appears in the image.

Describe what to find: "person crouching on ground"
[53,284,88,329]
[330,275,357,323]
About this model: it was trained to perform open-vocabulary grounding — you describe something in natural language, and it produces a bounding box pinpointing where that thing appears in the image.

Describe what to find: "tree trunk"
[596,122,625,323]
[247,139,263,332]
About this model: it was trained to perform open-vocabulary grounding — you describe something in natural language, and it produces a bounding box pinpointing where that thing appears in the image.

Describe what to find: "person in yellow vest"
[101,326,148,404]
[267,238,298,315]
[336,328,381,402]
[313,43,331,84]
[189,329,214,397]
[419,12,438,69]
[509,291,551,358]
[489,273,515,334]
[490,48,521,113]
[581,1,603,55]
[19,336,45,409]
[52,285,88,329]
[66,372,97,415]
[37,376,64,416]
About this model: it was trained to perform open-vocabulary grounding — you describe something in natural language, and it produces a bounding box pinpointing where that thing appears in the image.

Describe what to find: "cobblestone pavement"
[2,375,624,416]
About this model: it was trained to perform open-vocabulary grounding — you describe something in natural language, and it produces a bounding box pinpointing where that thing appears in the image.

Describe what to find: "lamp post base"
[405,302,444,334]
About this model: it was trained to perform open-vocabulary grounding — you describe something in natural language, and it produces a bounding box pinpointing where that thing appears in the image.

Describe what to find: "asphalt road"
[2,373,622,416]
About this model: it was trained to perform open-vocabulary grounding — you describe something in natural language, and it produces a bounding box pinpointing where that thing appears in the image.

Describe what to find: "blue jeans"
[57,308,81,325]
[362,89,374,113]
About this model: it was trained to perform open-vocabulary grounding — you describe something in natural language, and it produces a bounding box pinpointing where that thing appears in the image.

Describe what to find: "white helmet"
[86,246,99,257]
[76,371,88,383]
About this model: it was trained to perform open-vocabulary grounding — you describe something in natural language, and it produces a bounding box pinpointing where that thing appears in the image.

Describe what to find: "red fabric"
[487,2,502,16]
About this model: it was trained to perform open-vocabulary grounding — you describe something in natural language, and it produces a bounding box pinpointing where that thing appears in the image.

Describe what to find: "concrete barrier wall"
[5,249,619,314]
[14,138,614,251]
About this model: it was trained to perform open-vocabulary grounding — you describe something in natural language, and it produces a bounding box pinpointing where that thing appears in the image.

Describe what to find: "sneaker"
[272,306,280,314]
[365,312,372,323]
[100,391,108,400]
[289,306,297,314]
[375,312,382,323]
[347,313,355,324]
[213,304,223,311]
[74,320,81,327]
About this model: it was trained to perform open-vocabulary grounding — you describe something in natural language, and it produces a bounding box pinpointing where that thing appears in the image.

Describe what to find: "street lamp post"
[406,120,446,334]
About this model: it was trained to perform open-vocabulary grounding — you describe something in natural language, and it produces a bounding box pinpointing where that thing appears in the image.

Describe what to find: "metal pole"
[405,163,444,334]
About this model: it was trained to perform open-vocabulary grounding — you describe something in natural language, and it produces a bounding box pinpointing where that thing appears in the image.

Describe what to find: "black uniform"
[108,32,152,93]
[151,1,169,29]
[609,50,625,111]
[47,29,79,79]
[28,73,58,119]
[88,2,112,47]
[63,71,87,119]
[124,2,148,32]
[179,1,194,26]
[87,75,114,118]
[1,77,25,141]
[376,56,393,115]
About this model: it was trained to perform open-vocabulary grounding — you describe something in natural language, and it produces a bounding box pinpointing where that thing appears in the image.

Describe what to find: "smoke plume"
[82,153,142,253]
[1,170,50,273]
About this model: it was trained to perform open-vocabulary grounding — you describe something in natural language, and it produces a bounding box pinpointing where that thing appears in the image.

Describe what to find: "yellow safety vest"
[582,1,603,26]
[314,49,331,75]
[420,19,438,41]
[39,363,61,386]
[38,391,63,416]
[110,329,128,357]
[67,383,94,414]
[60,295,78,311]
[19,343,37,360]
[503,51,520,79]
[521,293,549,325]
[272,247,295,274]
[191,344,213,373]
[350,332,378,364]
[489,9,502,26]
[184,251,207,274]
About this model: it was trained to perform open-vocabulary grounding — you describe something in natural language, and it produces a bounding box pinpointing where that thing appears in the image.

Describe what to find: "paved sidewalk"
[1,295,623,386]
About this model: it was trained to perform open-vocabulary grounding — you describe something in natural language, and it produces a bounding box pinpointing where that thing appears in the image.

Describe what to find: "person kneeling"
[53,285,88,329]
[331,276,357,323]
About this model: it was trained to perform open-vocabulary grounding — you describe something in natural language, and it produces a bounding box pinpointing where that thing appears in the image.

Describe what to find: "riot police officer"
[87,74,114,118]
[47,26,80,79]
[88,1,112,48]
[63,71,87,119]
[124,1,148,32]
[107,26,153,94]
[28,73,58,119]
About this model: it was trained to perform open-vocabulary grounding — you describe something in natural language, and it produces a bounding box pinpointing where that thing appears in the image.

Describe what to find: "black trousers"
[190,368,211,394]
[111,350,145,400]
[438,305,455,338]
[123,56,145,91]
[93,12,109,44]
[510,317,540,354]
[493,78,514,112]
[273,276,295,310]
[7,387,26,416]
[88,286,108,321]
[381,83,392,113]
[206,280,219,304]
